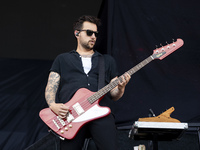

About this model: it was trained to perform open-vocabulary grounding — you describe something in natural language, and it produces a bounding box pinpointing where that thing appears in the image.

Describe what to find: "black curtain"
[97,0,200,127]
[0,59,51,149]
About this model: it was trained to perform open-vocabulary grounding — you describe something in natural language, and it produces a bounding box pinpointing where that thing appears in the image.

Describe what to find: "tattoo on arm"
[45,72,60,107]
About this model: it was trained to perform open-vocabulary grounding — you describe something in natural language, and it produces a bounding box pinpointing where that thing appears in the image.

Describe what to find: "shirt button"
[88,83,90,86]
[87,74,89,77]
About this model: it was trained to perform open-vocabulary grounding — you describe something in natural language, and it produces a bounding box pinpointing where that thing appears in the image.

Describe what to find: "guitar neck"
[88,55,154,103]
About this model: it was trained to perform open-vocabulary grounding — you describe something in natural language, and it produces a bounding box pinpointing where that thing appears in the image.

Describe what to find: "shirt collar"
[70,50,102,57]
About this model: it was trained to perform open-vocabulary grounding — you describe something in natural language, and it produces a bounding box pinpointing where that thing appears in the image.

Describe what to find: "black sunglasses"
[79,30,98,37]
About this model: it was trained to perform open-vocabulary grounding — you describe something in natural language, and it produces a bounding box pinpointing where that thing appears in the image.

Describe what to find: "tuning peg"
[155,45,158,49]
[172,39,176,47]
[165,41,170,49]
[160,43,165,51]
[155,45,159,53]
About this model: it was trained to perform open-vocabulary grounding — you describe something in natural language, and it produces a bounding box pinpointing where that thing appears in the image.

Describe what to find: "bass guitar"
[39,38,184,139]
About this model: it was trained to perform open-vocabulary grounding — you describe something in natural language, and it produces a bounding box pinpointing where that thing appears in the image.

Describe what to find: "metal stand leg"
[197,127,200,150]
[152,140,158,150]
[147,140,153,150]
[147,135,158,150]
[152,134,158,150]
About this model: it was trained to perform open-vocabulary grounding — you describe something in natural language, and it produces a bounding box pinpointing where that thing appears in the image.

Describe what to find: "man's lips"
[89,40,95,44]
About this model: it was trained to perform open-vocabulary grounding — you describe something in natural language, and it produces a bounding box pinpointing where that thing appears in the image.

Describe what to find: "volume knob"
[60,130,64,134]
[65,127,68,131]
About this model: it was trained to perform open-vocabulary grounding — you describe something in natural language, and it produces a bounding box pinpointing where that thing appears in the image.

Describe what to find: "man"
[45,15,131,150]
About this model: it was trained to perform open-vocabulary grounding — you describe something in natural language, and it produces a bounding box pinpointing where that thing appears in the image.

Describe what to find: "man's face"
[78,21,98,50]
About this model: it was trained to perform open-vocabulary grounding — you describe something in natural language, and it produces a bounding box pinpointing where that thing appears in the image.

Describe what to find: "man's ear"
[74,30,80,37]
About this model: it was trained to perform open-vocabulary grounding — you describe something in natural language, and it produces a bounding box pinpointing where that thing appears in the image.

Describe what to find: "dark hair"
[73,15,101,31]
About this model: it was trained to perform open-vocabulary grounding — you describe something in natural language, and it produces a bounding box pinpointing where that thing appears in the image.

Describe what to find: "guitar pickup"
[73,102,85,115]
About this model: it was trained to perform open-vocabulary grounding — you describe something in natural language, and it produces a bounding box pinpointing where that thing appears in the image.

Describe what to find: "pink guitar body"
[39,88,110,140]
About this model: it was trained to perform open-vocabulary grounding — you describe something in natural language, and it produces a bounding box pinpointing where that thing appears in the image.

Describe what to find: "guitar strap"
[98,55,105,90]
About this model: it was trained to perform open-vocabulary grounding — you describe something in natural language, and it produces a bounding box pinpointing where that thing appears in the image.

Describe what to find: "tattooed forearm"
[45,72,60,107]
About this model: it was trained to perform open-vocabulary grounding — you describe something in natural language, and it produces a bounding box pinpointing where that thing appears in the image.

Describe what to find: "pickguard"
[73,104,109,122]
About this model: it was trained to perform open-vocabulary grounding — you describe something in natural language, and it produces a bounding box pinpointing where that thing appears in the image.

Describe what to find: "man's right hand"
[49,102,69,119]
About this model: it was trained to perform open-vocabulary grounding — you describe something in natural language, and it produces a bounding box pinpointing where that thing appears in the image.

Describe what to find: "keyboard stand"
[129,121,188,150]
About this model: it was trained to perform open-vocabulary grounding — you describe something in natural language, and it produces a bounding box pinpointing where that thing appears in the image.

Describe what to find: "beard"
[80,40,95,50]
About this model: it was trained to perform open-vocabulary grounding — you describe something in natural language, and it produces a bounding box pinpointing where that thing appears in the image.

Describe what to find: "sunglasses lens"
[86,30,98,37]
[87,30,93,36]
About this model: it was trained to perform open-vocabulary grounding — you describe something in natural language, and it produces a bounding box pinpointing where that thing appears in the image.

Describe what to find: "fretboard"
[88,55,154,104]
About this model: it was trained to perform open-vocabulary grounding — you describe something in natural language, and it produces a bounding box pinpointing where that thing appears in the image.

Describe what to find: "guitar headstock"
[152,38,184,60]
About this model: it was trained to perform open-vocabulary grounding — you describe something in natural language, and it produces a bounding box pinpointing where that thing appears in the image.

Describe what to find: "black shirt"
[50,50,118,110]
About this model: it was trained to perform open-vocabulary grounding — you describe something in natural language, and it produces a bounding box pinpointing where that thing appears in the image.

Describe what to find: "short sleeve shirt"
[50,50,118,109]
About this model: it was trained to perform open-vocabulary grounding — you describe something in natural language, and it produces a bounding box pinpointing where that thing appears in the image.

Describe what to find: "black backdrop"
[101,0,200,126]
[1,0,200,149]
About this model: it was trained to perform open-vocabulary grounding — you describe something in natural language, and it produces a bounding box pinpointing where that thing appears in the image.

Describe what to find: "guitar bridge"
[52,116,66,130]
[57,116,66,126]
[52,119,60,130]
